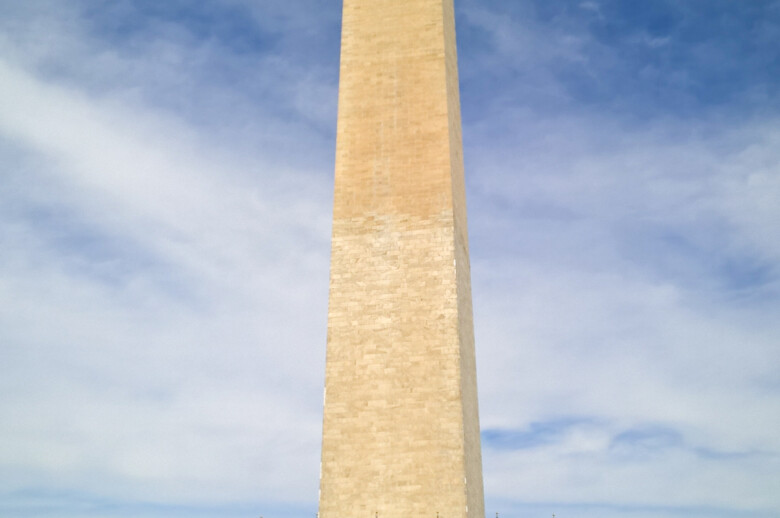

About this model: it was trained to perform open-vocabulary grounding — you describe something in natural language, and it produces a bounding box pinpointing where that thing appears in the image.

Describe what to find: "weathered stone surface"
[319,1,484,517]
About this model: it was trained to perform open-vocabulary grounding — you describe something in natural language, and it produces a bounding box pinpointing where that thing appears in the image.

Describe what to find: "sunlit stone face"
[319,2,484,518]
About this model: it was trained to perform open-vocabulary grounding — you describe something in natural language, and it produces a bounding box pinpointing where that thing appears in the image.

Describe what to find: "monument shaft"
[319,1,484,517]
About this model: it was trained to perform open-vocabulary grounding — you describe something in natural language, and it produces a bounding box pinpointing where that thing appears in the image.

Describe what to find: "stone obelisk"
[319,1,484,517]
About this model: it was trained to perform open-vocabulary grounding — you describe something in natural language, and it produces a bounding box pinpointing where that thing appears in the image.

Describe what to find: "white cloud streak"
[0,6,333,506]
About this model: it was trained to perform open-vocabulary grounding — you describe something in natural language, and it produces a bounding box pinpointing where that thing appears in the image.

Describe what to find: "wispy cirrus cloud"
[0,0,338,513]
[455,2,780,516]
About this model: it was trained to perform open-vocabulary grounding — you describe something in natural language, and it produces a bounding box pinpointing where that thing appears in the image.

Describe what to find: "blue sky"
[1,1,779,517]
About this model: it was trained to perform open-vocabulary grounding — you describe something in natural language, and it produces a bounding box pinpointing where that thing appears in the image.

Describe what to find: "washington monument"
[318,1,485,517]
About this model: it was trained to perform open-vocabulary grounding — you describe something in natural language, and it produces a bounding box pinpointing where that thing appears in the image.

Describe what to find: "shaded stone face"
[319,1,484,518]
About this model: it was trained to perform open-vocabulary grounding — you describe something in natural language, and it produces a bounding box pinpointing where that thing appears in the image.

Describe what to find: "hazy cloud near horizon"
[1,1,779,518]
